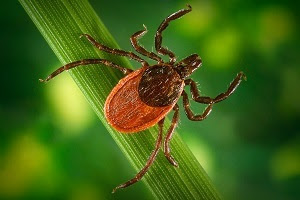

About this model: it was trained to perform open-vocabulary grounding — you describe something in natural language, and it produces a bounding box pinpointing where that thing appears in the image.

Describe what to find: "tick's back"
[138,65,184,107]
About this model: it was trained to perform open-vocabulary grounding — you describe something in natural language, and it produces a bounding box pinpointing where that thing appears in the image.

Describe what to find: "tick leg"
[155,5,192,64]
[112,119,164,193]
[130,25,163,63]
[164,104,179,167]
[184,72,246,104]
[80,34,148,66]
[182,90,213,121]
[212,72,246,103]
[39,59,133,82]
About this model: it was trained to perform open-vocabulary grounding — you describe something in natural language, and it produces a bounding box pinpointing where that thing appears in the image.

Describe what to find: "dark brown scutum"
[138,65,184,107]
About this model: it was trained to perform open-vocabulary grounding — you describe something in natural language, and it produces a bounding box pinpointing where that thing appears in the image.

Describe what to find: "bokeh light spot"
[176,1,216,37]
[203,28,241,68]
[270,139,300,180]
[278,68,300,116]
[258,6,295,51]
[69,183,103,200]
[45,72,94,135]
[0,132,52,198]
[185,135,215,177]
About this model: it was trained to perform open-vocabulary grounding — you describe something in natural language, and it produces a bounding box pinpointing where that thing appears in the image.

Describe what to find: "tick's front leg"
[130,25,162,63]
[182,90,213,121]
[184,72,246,104]
[155,5,192,64]
[212,72,246,103]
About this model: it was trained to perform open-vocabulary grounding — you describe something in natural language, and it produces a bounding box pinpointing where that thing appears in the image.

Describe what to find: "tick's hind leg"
[155,5,192,64]
[130,25,163,63]
[39,59,133,82]
[112,119,164,193]
[184,72,246,104]
[80,34,148,66]
[164,104,179,167]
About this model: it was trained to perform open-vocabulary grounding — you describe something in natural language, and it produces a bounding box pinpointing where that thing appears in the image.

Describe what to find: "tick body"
[105,64,184,133]
[40,5,246,193]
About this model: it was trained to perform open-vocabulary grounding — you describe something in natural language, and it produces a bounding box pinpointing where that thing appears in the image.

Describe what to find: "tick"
[40,5,246,193]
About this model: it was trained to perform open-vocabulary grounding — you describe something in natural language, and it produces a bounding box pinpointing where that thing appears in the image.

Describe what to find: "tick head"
[175,54,202,79]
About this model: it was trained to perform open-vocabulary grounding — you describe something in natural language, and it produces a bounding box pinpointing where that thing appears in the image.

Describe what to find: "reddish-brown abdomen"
[104,67,183,133]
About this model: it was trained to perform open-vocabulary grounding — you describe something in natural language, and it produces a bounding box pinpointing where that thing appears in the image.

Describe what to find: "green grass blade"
[19,0,221,199]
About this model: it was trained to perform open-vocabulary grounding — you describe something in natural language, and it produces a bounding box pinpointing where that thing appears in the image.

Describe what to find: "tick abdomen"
[104,67,178,133]
[138,65,184,107]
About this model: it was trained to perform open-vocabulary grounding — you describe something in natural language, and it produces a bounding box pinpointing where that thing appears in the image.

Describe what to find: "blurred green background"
[1,0,299,199]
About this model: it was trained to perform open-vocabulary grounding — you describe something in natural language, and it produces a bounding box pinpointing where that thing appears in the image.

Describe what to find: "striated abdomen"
[104,67,178,133]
